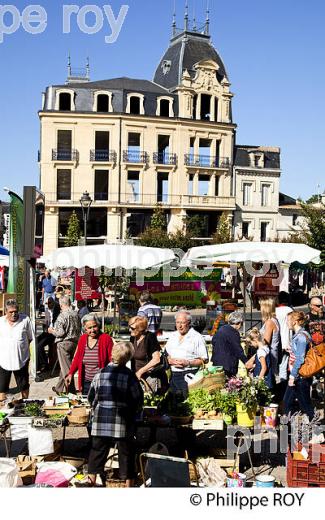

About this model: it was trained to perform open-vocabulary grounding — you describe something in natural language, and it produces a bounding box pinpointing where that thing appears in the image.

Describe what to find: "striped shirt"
[83,340,100,382]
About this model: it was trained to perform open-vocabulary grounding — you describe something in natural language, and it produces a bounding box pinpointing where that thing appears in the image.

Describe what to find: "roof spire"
[184,0,189,32]
[86,57,90,79]
[172,0,176,37]
[193,1,197,31]
[205,0,210,35]
[67,52,71,77]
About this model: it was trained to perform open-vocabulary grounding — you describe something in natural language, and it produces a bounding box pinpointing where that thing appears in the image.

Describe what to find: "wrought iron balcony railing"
[184,154,230,168]
[90,149,116,162]
[123,150,148,163]
[52,149,79,161]
[153,152,177,165]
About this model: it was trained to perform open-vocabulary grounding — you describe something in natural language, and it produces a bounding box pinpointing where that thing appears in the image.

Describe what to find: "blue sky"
[0,0,324,201]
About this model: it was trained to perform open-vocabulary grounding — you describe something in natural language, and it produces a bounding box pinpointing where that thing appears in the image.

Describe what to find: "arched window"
[160,99,170,117]
[59,93,72,111]
[126,93,145,115]
[97,94,109,112]
[156,96,174,117]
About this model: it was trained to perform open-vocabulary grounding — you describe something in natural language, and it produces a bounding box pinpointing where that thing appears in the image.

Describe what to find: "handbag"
[298,334,325,378]
[147,350,170,378]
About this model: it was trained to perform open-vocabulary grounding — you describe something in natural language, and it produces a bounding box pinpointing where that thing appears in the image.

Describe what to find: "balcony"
[123,150,148,164]
[90,149,116,162]
[52,149,79,162]
[180,194,236,210]
[153,152,177,165]
[184,154,230,168]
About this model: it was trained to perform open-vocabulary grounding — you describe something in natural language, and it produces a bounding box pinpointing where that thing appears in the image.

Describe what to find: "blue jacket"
[290,329,311,379]
[212,324,247,376]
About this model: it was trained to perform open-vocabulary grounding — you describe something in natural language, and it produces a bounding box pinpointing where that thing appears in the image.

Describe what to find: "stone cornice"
[235,167,281,178]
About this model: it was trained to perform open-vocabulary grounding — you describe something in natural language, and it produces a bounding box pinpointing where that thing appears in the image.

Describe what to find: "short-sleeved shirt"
[165,327,208,372]
[0,314,34,370]
[257,345,270,361]
[42,277,54,294]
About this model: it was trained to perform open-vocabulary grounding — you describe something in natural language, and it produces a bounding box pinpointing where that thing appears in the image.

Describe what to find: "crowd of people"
[0,288,324,486]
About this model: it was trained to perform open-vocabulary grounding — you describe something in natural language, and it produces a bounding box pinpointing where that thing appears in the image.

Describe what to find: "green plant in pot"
[218,390,237,424]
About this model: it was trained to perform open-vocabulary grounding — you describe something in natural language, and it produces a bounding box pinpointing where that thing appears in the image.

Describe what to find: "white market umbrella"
[40,244,176,271]
[181,241,321,267]
[0,254,9,267]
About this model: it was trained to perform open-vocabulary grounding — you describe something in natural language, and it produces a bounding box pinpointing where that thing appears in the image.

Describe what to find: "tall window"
[128,133,141,162]
[94,170,109,201]
[260,222,268,242]
[97,94,109,112]
[157,135,170,164]
[242,221,249,239]
[59,93,72,111]
[130,96,141,115]
[57,130,72,160]
[157,172,169,203]
[95,131,110,161]
[214,98,219,122]
[159,99,170,117]
[198,175,209,196]
[199,139,211,167]
[215,176,219,196]
[57,169,71,200]
[188,174,194,195]
[261,184,270,207]
[243,183,252,206]
[200,94,212,120]
[127,171,140,202]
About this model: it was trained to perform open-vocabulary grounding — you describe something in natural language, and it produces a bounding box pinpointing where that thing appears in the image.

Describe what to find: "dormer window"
[55,89,75,111]
[156,96,174,117]
[126,93,145,115]
[93,91,113,113]
[59,93,71,111]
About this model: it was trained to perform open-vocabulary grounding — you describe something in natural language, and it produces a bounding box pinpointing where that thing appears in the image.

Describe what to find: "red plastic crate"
[287,448,325,487]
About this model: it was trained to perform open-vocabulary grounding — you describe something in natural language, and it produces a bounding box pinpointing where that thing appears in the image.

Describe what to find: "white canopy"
[181,241,321,267]
[40,244,176,271]
[0,254,9,267]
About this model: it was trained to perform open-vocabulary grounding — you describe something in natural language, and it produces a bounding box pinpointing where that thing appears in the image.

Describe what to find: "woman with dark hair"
[65,313,113,394]
[283,311,314,420]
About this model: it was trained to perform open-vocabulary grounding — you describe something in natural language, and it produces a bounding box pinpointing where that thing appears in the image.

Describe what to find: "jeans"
[279,352,289,381]
[283,377,314,420]
[170,369,198,400]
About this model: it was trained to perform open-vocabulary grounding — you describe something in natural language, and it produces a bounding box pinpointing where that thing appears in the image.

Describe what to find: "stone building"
[39,10,282,255]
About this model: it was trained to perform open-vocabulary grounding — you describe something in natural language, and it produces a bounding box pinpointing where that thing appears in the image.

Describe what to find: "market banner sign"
[130,269,223,306]
[7,191,25,307]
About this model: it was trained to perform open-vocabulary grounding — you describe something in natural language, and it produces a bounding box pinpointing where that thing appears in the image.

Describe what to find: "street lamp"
[79,191,92,245]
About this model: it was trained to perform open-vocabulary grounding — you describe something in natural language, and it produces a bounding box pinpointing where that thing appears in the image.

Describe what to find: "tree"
[306,194,320,204]
[65,211,81,247]
[150,204,167,230]
[212,213,232,244]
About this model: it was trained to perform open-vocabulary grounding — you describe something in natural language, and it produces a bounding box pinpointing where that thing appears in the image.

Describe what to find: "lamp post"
[79,191,92,245]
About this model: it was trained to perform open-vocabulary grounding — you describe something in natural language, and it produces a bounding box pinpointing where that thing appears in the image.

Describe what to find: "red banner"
[75,268,101,300]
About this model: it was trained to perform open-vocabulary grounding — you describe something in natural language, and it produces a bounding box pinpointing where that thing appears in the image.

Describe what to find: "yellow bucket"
[236,403,256,427]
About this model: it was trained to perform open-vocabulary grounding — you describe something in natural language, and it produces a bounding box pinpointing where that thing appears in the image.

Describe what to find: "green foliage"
[99,267,130,297]
[212,213,232,244]
[186,388,217,413]
[218,391,238,418]
[306,194,320,204]
[64,211,82,247]
[150,204,167,230]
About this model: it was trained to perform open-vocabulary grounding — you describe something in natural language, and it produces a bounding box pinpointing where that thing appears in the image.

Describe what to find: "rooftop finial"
[172,0,176,36]
[184,0,189,32]
[205,0,210,35]
[67,52,71,77]
[86,57,90,79]
[193,1,197,31]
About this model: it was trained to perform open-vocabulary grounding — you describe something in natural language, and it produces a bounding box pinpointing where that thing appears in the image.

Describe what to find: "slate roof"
[234,145,281,169]
[154,31,228,90]
[53,77,170,95]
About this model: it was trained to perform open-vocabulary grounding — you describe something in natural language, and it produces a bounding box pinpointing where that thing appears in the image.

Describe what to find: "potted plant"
[218,390,237,425]
[235,377,273,427]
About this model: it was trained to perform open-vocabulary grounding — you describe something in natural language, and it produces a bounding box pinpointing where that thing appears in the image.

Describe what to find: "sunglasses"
[129,325,137,331]
[312,304,322,308]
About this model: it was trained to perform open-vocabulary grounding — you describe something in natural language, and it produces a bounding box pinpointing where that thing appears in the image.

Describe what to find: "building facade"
[39,13,283,255]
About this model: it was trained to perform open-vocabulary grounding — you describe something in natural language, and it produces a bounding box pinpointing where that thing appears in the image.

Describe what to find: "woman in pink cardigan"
[65,314,113,394]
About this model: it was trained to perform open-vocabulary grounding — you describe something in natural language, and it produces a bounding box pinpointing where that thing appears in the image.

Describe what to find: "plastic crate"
[287,448,325,487]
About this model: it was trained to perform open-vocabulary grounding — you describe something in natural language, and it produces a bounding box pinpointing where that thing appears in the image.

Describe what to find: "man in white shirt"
[165,310,208,398]
[0,299,34,404]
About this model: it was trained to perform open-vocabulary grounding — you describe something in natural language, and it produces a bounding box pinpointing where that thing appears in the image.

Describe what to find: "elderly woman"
[87,341,143,487]
[259,297,281,378]
[212,311,249,378]
[65,313,113,395]
[128,316,164,391]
